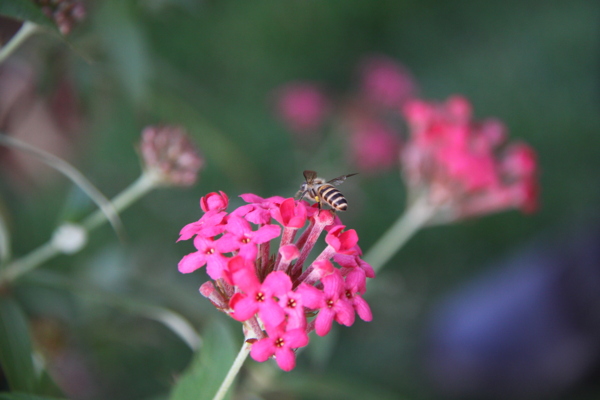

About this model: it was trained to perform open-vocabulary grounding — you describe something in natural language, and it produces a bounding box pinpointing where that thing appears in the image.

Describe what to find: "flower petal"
[258,300,286,328]
[253,224,282,244]
[177,251,206,273]
[334,300,355,327]
[263,271,292,296]
[354,296,373,322]
[315,308,335,336]
[275,347,297,371]
[250,338,274,362]
[284,328,309,348]
[230,295,258,321]
[295,283,323,309]
[229,256,260,292]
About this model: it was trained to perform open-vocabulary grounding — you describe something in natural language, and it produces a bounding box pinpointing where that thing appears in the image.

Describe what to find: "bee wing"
[303,170,318,183]
[328,173,358,186]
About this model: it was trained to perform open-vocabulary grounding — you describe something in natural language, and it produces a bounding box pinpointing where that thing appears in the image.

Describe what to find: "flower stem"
[81,173,156,231]
[212,340,251,400]
[0,22,40,64]
[0,173,157,285]
[364,195,437,273]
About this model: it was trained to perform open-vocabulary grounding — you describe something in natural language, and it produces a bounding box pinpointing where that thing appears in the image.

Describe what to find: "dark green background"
[1,0,599,399]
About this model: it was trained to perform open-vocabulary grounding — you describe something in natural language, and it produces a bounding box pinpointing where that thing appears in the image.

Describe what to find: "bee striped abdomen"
[319,185,348,211]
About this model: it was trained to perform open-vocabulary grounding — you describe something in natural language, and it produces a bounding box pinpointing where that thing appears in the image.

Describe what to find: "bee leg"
[316,198,324,215]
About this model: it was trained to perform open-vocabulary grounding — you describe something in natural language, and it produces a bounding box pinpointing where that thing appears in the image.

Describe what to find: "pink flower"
[229,257,288,328]
[178,236,229,281]
[233,194,286,225]
[301,267,355,336]
[200,191,229,212]
[358,55,417,108]
[276,287,308,330]
[177,210,227,241]
[325,225,359,255]
[272,198,308,228]
[250,323,309,372]
[343,270,373,322]
[401,95,540,219]
[348,119,402,174]
[273,82,330,134]
[219,216,281,261]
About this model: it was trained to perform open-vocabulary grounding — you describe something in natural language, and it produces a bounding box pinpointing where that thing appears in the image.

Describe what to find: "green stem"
[0,173,158,285]
[0,22,40,64]
[212,340,251,400]
[81,173,156,231]
[363,195,437,273]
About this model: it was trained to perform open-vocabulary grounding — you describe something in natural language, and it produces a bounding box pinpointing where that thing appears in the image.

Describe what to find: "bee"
[296,170,357,211]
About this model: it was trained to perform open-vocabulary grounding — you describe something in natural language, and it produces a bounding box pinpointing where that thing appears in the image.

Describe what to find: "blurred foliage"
[0,0,599,399]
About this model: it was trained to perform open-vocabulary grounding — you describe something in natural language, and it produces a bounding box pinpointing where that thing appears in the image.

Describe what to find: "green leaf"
[0,0,56,30]
[169,320,239,400]
[0,296,36,393]
[0,393,66,400]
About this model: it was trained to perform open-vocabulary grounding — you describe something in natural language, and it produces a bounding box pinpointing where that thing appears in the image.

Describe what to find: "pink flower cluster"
[401,96,539,219]
[178,192,374,371]
[272,54,417,175]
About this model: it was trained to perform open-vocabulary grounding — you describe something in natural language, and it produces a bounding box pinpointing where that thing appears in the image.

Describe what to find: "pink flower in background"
[177,191,374,371]
[140,125,204,187]
[401,95,539,219]
[348,118,402,174]
[358,54,417,108]
[274,82,330,134]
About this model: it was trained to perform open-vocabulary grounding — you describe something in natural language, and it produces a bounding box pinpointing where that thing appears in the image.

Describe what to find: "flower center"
[255,292,266,302]
[326,299,334,309]
[287,299,297,309]
[275,337,285,348]
[345,290,353,300]
[205,248,215,255]
[241,237,251,244]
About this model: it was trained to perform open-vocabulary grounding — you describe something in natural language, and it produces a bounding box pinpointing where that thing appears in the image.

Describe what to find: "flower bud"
[34,0,86,35]
[51,223,87,254]
[200,191,229,212]
[139,125,203,187]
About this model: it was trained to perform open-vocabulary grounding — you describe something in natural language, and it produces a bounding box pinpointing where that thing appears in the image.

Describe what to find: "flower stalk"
[212,340,251,400]
[80,172,156,231]
[363,194,437,274]
[0,22,40,65]
[0,172,159,286]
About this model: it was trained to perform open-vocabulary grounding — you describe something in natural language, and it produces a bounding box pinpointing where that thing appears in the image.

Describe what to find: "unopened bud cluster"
[139,125,204,187]
[34,0,86,35]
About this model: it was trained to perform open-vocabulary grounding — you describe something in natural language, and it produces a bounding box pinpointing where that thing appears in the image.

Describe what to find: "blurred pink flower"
[358,54,417,108]
[348,118,402,174]
[139,125,204,187]
[273,82,330,134]
[401,95,539,219]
